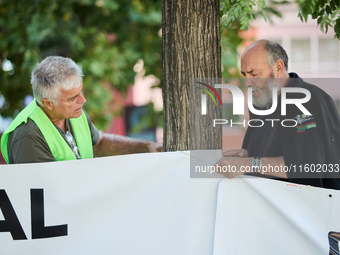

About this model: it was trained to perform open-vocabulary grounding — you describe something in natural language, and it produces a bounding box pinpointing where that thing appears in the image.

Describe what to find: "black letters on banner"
[31,189,68,239]
[0,189,27,240]
[0,189,68,240]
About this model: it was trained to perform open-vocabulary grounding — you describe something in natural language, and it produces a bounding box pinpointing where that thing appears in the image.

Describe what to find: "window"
[319,39,340,72]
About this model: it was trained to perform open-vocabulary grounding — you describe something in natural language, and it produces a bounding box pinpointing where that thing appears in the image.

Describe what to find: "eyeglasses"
[65,131,81,159]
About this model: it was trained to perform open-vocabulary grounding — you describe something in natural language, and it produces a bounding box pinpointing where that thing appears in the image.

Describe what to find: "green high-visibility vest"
[1,100,93,163]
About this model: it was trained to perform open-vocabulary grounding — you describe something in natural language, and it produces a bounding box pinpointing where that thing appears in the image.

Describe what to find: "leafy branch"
[298,0,340,39]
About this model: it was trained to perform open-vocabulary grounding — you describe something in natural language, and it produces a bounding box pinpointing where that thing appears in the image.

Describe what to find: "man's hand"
[214,157,252,179]
[146,142,162,152]
[223,148,249,157]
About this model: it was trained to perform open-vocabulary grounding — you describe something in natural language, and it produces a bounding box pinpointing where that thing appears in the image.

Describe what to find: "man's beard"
[252,74,279,109]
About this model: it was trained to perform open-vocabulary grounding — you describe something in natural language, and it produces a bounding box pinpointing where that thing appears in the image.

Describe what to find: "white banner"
[213,177,340,255]
[0,151,339,255]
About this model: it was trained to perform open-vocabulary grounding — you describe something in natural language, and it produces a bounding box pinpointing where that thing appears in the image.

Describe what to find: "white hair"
[262,40,289,72]
[31,56,83,105]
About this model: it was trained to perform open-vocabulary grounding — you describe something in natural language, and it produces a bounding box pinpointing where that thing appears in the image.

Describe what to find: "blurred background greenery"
[0,0,163,130]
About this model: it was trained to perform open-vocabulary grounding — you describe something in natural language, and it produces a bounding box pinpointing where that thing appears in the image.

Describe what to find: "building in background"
[248,3,340,78]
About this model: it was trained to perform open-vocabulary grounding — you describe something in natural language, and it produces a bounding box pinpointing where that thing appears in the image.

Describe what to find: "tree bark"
[162,0,222,151]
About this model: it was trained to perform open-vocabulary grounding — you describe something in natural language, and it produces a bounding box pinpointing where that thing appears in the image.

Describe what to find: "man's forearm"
[216,156,288,179]
[93,132,155,157]
[260,157,288,179]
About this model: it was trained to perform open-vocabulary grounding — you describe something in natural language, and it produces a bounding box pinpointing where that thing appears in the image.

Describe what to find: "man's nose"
[243,77,254,87]
[77,92,86,104]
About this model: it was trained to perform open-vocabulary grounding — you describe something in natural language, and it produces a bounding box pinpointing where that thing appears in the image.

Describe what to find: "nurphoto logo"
[196,81,312,128]
[196,82,222,115]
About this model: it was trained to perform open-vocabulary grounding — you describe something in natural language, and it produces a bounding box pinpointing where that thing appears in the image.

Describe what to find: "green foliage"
[220,0,289,31]
[0,0,162,130]
[221,0,259,31]
[221,26,243,78]
[298,0,340,39]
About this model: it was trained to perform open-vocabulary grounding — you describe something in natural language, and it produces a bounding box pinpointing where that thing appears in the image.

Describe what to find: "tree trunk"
[162,0,222,151]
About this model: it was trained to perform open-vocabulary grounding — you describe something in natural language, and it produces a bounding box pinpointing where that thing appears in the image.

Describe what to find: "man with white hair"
[216,39,340,190]
[1,56,161,163]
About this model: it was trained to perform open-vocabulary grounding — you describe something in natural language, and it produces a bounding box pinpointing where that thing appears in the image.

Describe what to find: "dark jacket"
[243,73,340,190]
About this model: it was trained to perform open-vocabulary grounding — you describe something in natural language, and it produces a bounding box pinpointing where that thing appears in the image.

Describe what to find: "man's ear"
[274,59,285,77]
[41,98,54,111]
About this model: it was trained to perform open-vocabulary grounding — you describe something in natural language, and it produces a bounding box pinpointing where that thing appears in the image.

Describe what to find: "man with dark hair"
[216,39,340,190]
[1,56,162,164]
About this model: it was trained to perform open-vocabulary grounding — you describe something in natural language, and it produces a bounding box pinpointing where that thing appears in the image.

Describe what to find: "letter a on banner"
[0,190,27,240]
